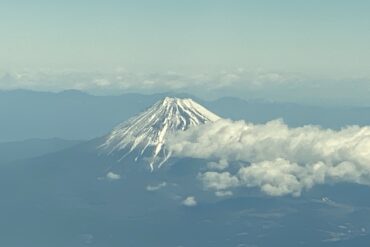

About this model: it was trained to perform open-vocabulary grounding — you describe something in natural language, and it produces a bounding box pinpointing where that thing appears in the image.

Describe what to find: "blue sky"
[1,0,370,104]
[1,0,369,73]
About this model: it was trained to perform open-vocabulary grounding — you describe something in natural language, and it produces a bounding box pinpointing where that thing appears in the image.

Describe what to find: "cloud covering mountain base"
[167,119,370,196]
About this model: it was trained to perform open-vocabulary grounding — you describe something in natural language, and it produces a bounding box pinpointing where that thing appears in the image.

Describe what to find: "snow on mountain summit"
[99,97,221,170]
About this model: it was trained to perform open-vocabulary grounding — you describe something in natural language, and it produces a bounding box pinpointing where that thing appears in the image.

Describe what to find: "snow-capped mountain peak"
[99,97,220,170]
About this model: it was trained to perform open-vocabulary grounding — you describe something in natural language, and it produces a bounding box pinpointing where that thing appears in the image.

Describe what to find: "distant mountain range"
[2,89,370,142]
[0,138,82,164]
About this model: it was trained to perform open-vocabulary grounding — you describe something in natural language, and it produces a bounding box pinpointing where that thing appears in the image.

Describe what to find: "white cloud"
[199,172,239,191]
[215,191,233,197]
[167,119,370,196]
[106,171,121,181]
[207,159,229,171]
[93,78,111,87]
[146,182,167,191]
[182,196,197,207]
[238,159,325,196]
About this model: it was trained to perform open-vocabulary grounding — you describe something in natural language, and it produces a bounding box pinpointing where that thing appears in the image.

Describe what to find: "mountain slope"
[0,138,82,164]
[99,97,220,170]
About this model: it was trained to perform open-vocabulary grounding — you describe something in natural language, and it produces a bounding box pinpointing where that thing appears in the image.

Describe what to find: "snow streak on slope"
[99,97,220,170]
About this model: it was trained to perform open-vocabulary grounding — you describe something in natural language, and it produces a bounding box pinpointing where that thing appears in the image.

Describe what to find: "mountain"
[99,97,220,170]
[2,96,370,246]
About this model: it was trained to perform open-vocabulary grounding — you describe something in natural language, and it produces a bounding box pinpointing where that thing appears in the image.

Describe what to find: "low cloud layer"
[167,119,370,196]
[2,69,370,105]
[0,68,297,94]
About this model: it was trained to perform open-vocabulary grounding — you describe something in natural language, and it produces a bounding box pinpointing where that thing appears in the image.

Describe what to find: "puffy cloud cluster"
[182,196,197,207]
[207,159,229,171]
[199,172,239,191]
[167,119,370,196]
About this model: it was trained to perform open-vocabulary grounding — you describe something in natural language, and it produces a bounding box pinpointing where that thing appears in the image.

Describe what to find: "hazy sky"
[1,0,370,104]
[1,0,369,73]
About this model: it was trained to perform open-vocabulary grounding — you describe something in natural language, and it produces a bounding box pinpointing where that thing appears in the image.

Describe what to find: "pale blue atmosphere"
[1,0,369,73]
